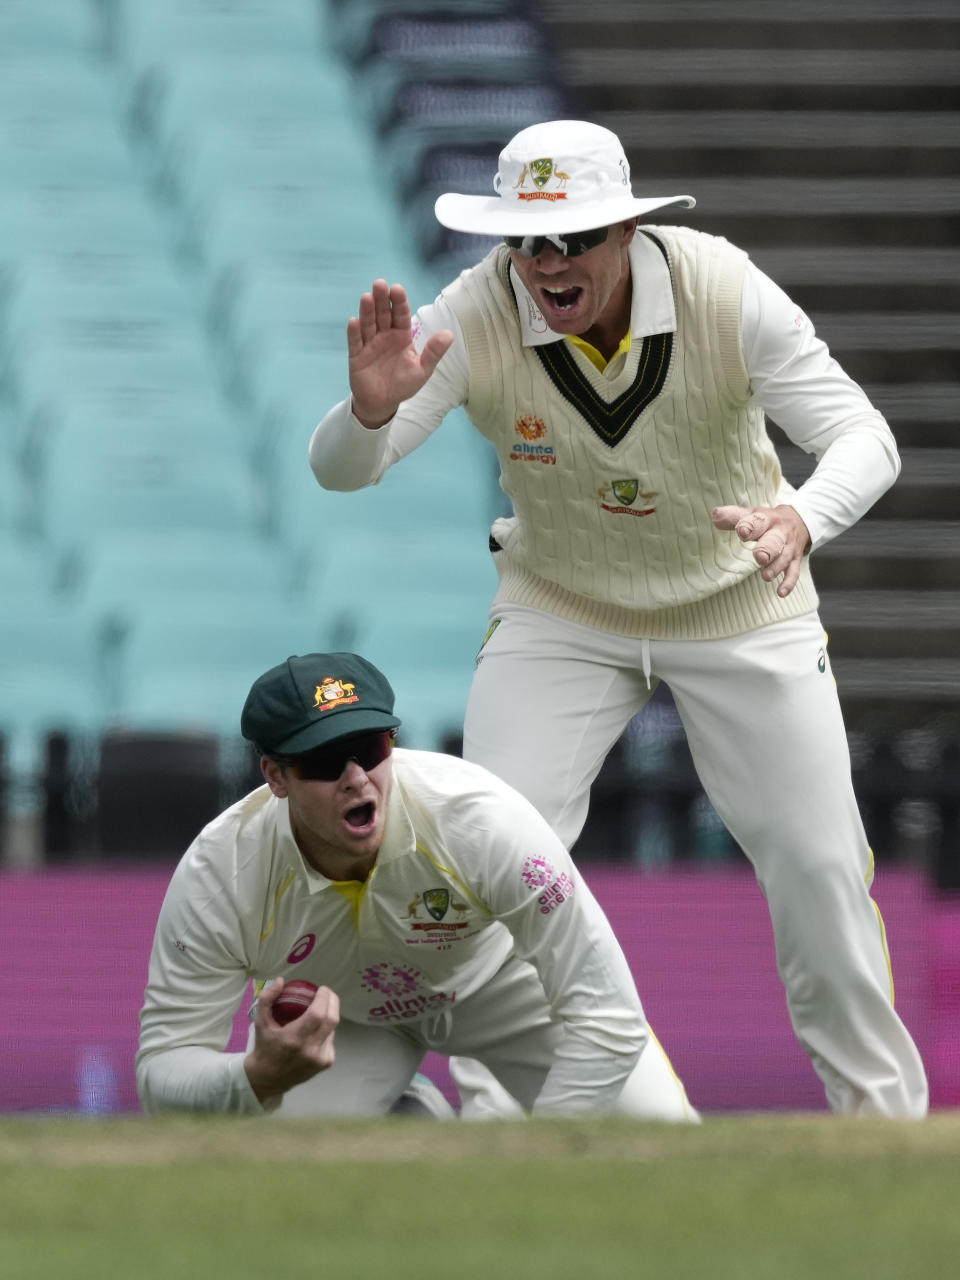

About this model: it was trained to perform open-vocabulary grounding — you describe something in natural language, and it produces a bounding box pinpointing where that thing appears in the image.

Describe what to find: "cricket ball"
[272,980,318,1026]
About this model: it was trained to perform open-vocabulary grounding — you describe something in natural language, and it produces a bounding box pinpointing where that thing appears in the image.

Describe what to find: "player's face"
[262,732,393,877]
[507,218,636,350]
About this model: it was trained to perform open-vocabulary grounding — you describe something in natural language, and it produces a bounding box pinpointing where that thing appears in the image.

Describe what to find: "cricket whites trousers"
[460,602,929,1118]
[264,952,696,1120]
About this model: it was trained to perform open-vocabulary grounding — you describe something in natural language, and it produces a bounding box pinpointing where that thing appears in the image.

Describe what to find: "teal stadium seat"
[213,258,440,423]
[0,407,19,462]
[0,532,65,602]
[0,57,115,117]
[263,400,496,550]
[0,457,27,535]
[70,529,305,716]
[205,257,357,386]
[229,346,348,450]
[148,111,377,215]
[23,386,248,501]
[0,117,141,190]
[0,602,110,782]
[111,609,329,738]
[6,252,203,342]
[0,1,100,56]
[299,524,498,643]
[189,177,412,281]
[0,187,190,261]
[126,50,356,157]
[4,258,213,422]
[8,315,232,421]
[73,531,304,635]
[38,426,265,554]
[112,0,330,70]
[347,610,487,749]
[210,255,439,362]
[0,405,44,512]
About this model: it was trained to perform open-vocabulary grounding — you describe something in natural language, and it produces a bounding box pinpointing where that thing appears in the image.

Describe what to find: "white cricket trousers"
[461,602,929,1119]
[271,953,696,1121]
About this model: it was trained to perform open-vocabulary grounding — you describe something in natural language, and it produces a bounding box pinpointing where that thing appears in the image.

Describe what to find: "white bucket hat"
[434,119,695,237]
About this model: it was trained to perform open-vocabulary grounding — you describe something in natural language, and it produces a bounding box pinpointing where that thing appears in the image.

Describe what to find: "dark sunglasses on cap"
[284,730,395,781]
[503,226,610,259]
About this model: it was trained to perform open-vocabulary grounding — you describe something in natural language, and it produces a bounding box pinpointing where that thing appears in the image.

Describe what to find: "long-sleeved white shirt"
[310,231,898,552]
[136,748,646,1116]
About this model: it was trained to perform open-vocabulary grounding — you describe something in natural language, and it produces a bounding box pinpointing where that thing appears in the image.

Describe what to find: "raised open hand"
[348,279,454,428]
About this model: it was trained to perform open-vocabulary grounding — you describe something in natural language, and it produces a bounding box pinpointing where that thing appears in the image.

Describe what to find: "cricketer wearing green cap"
[136,651,698,1122]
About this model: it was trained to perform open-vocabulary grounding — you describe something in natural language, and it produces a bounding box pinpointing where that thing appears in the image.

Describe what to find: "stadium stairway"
[537,0,960,741]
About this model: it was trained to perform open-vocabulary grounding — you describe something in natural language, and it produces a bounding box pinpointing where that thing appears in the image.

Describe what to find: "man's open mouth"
[344,802,375,829]
[542,285,582,312]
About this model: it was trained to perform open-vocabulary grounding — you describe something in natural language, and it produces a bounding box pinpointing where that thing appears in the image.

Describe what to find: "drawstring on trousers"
[640,637,652,690]
[425,1006,454,1048]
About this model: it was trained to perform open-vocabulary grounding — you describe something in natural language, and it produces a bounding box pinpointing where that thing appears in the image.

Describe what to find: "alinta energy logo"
[361,962,421,997]
[516,414,546,441]
[361,960,456,1022]
[521,855,558,889]
[511,414,556,466]
[521,855,575,916]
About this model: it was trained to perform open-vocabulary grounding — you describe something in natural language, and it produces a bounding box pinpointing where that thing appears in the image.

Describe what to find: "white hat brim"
[434,191,696,237]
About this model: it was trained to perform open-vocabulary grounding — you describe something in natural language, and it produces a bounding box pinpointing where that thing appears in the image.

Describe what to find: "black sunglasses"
[503,226,610,259]
[284,730,395,782]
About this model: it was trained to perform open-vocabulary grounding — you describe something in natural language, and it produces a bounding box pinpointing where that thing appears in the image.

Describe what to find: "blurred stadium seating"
[108,0,327,67]
[0,0,528,862]
[1,0,957,883]
[0,1,100,57]
[0,602,110,811]
[0,458,27,536]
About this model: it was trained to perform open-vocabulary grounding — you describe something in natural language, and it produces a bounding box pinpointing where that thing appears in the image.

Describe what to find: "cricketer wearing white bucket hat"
[311,115,928,1125]
[434,119,695,240]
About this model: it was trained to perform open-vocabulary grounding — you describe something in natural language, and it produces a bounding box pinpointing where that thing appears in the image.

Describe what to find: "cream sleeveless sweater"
[444,225,818,640]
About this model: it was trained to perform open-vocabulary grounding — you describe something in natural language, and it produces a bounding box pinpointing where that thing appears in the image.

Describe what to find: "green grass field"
[2,1113,959,1279]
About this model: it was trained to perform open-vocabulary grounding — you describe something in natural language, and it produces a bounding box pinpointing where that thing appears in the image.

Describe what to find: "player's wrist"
[350,396,394,430]
[242,1050,286,1106]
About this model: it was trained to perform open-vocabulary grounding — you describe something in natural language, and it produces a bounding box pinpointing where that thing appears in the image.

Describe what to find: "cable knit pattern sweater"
[443,225,818,640]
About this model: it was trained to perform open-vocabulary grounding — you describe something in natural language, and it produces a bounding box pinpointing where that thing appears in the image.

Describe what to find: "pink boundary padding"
[0,865,950,1113]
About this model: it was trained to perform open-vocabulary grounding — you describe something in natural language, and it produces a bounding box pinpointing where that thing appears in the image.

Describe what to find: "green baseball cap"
[240,653,401,756]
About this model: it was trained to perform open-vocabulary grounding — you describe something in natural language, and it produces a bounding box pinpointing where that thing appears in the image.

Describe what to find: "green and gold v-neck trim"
[532,329,672,447]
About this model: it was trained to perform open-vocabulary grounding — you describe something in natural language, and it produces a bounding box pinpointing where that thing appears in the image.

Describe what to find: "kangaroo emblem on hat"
[313,677,356,707]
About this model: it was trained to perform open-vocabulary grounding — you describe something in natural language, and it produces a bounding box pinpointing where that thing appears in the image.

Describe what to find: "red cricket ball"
[271,980,319,1026]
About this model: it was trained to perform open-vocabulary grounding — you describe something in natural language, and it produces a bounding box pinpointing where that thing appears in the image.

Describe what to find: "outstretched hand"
[348,279,454,429]
[243,977,340,1106]
[711,503,811,597]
